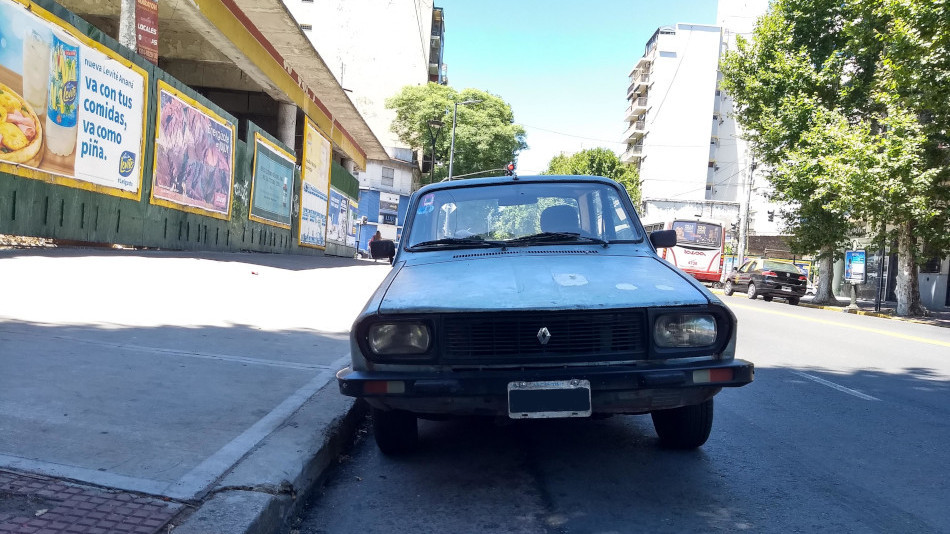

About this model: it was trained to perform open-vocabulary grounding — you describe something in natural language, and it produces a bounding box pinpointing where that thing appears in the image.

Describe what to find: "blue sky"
[435,0,718,174]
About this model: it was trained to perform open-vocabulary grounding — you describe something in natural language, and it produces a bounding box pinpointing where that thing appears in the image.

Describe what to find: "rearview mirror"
[650,229,677,249]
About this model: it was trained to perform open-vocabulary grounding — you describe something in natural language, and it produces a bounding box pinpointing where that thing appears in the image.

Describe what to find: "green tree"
[543,148,641,206]
[720,0,950,314]
[386,84,527,184]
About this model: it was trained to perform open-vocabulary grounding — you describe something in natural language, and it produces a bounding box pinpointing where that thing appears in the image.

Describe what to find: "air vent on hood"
[453,249,600,259]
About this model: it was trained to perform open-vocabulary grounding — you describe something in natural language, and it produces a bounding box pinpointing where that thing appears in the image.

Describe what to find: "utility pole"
[736,157,755,267]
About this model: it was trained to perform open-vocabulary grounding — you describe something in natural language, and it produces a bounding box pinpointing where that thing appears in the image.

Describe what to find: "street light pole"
[447,99,481,180]
[425,119,443,185]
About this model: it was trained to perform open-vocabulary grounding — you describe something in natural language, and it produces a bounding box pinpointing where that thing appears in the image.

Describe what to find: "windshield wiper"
[505,232,610,248]
[408,236,508,250]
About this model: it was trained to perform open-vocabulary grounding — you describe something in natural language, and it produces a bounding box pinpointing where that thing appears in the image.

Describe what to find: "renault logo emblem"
[537,327,551,345]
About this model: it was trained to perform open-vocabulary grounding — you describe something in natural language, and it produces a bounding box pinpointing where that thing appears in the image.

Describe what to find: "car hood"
[377,253,712,314]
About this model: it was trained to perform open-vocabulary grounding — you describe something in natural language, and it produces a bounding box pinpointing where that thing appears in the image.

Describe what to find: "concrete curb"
[171,384,368,534]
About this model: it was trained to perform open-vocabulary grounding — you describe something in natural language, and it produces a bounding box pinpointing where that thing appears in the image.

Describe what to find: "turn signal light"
[693,368,733,383]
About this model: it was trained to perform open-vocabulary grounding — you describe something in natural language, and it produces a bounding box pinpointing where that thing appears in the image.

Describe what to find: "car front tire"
[651,399,713,450]
[372,408,418,455]
[723,280,734,296]
[747,283,758,299]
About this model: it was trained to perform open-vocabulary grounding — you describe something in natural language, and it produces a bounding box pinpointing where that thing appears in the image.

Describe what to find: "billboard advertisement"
[0,0,148,199]
[845,250,866,283]
[327,187,348,245]
[249,132,294,229]
[299,118,331,249]
[151,80,234,219]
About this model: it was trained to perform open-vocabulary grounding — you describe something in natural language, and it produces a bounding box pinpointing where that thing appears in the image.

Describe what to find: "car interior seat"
[540,204,581,234]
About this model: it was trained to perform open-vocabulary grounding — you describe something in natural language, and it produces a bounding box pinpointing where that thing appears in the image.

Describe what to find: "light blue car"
[338,175,754,454]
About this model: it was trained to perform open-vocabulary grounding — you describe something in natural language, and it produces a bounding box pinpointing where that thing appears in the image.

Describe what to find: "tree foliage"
[720,0,950,314]
[543,148,641,206]
[386,84,527,183]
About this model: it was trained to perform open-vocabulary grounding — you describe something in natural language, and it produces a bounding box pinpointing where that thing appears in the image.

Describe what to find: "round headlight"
[368,322,431,355]
[654,314,717,348]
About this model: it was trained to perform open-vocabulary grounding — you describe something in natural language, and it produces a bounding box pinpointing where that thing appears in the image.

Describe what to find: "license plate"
[508,379,591,419]
[781,285,791,291]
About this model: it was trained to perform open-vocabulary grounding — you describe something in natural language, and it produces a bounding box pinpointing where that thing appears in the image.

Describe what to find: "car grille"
[441,310,647,364]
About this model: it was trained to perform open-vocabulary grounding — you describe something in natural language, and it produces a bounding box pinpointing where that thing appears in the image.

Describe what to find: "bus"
[642,219,726,284]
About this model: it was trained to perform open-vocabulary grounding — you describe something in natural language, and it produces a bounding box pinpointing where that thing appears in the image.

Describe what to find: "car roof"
[414,175,620,195]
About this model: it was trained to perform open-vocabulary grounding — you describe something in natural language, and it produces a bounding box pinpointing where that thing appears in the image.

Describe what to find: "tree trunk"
[811,245,837,305]
[895,220,926,317]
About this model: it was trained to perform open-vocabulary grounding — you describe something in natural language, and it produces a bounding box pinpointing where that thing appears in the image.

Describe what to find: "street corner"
[0,469,186,534]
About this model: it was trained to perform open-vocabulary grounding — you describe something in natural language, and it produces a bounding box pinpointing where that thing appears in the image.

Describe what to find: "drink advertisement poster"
[249,132,294,229]
[327,187,347,245]
[299,118,331,249]
[0,0,148,199]
[151,80,234,219]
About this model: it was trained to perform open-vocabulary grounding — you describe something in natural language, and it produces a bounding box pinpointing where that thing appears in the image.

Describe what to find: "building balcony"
[622,120,647,142]
[623,97,648,121]
[621,143,644,163]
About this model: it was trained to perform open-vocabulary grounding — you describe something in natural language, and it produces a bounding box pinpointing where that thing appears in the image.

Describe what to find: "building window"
[300,24,312,31]
[381,167,395,187]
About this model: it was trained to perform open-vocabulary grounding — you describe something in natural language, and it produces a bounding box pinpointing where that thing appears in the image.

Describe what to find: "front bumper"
[337,359,754,416]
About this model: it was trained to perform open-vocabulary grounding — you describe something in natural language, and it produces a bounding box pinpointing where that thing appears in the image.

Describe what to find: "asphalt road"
[294,296,950,534]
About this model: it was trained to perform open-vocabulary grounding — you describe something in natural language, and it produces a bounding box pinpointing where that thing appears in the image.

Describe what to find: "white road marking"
[793,371,880,401]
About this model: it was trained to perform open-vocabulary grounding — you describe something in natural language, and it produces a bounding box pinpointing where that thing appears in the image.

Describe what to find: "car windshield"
[763,260,802,274]
[405,181,642,248]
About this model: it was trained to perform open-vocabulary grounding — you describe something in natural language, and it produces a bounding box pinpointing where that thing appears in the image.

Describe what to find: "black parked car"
[723,258,808,304]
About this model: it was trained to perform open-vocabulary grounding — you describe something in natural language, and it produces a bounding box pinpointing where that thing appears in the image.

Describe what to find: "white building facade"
[281,0,446,249]
[622,0,776,243]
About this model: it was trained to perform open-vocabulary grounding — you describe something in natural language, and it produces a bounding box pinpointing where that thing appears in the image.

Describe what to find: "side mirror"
[649,229,677,249]
[369,239,396,261]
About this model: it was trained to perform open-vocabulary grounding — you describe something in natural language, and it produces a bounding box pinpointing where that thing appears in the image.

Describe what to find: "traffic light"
[504,162,515,176]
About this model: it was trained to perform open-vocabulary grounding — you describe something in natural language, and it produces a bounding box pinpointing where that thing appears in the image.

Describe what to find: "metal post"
[736,157,754,267]
[875,222,885,312]
[447,99,481,180]
[426,119,443,186]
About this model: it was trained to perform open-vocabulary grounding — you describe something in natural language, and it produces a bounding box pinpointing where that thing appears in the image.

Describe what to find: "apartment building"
[282,1,446,252]
[622,0,776,241]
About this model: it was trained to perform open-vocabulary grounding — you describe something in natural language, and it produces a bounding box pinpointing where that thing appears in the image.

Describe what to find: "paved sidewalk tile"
[0,471,184,534]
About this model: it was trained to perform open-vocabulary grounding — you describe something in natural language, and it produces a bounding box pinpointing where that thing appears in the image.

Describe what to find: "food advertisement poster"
[299,118,331,249]
[249,132,294,229]
[151,80,234,219]
[0,0,147,199]
[327,187,348,245]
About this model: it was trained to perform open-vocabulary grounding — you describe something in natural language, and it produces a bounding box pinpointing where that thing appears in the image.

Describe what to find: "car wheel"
[788,297,800,305]
[651,398,714,450]
[723,280,734,296]
[763,295,773,302]
[747,283,758,300]
[372,408,418,455]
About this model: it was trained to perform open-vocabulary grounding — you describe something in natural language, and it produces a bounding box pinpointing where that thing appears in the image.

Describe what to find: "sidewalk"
[710,287,950,329]
[0,247,392,534]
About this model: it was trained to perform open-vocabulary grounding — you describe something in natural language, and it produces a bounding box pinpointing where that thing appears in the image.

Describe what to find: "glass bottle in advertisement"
[45,29,80,157]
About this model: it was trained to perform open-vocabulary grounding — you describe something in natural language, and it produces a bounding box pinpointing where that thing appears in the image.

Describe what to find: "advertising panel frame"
[0,0,149,201]
[298,116,332,250]
[248,131,294,229]
[150,79,235,220]
[845,250,867,283]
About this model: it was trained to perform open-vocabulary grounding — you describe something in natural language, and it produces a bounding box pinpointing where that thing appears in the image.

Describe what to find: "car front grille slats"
[442,310,647,364]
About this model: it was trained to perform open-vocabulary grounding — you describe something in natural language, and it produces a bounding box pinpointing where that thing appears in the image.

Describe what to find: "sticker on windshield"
[417,194,436,214]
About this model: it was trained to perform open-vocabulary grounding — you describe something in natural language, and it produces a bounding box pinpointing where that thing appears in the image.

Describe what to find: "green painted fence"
[0,0,358,256]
